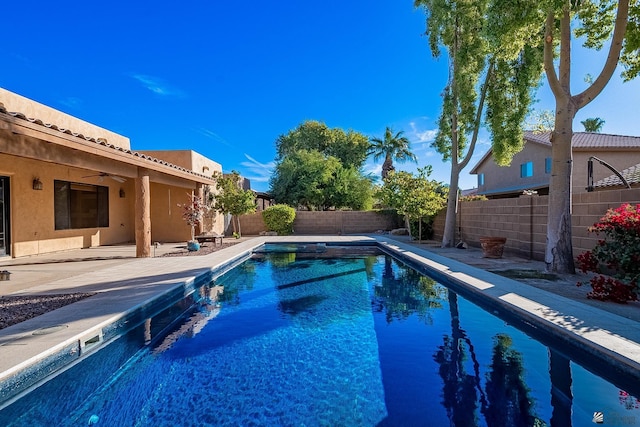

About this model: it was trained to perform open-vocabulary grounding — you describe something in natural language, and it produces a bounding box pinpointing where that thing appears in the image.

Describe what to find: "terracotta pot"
[479,237,507,259]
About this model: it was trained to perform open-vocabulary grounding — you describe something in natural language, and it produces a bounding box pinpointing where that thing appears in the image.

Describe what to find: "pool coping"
[0,235,639,405]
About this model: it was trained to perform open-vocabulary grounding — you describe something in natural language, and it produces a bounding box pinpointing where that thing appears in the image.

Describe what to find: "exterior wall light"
[119,188,126,198]
[33,178,43,190]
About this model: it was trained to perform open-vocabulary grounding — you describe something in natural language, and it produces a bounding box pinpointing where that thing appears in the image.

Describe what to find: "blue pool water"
[1,247,639,426]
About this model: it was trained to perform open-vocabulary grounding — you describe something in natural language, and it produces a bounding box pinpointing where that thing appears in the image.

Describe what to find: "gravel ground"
[0,293,95,330]
[159,241,241,257]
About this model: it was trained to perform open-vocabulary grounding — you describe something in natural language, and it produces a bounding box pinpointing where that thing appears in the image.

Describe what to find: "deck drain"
[32,324,68,335]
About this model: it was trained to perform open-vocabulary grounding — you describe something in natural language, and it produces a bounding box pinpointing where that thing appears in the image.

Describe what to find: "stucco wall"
[149,184,223,243]
[0,88,130,150]
[474,142,551,196]
[1,154,134,257]
[432,188,640,260]
[138,150,222,176]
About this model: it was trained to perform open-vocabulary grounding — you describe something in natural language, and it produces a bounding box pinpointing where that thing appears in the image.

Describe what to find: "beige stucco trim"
[0,87,130,150]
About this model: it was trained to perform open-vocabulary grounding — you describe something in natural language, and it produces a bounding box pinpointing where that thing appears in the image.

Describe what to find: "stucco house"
[0,88,223,259]
[470,131,640,198]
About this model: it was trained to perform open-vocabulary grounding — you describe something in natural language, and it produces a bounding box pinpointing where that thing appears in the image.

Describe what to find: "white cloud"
[409,121,438,143]
[130,74,186,98]
[194,127,233,147]
[363,162,383,180]
[240,154,275,183]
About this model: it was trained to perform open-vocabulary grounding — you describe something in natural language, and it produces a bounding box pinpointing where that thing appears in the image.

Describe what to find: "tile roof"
[0,103,211,181]
[523,130,640,149]
[570,132,640,149]
[594,162,640,188]
[523,131,552,145]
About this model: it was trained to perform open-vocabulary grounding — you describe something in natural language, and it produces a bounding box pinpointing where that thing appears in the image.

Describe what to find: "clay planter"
[479,237,507,259]
[187,241,201,252]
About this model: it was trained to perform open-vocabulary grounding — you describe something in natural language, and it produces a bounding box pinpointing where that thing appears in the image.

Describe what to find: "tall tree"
[542,0,638,273]
[415,0,545,248]
[368,127,417,180]
[581,117,606,132]
[276,120,370,169]
[271,121,374,210]
[270,149,373,211]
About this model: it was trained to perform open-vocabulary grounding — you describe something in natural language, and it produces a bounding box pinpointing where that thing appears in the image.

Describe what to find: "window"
[478,173,485,186]
[520,161,534,178]
[545,157,552,174]
[54,180,109,230]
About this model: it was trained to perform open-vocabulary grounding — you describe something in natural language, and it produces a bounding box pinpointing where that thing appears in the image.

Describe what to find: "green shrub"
[262,204,296,235]
[459,194,488,202]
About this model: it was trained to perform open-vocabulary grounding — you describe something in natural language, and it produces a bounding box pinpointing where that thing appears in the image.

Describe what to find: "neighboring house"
[0,88,223,258]
[254,191,274,211]
[470,131,640,198]
[592,162,640,190]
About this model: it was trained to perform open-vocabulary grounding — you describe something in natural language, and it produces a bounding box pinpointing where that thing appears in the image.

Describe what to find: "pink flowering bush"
[576,204,640,303]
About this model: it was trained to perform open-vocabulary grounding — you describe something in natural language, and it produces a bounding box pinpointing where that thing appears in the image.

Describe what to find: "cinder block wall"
[236,212,266,235]
[572,188,640,255]
[238,210,402,236]
[432,188,640,260]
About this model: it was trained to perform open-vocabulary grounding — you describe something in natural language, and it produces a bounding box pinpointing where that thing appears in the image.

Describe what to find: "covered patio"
[0,88,223,259]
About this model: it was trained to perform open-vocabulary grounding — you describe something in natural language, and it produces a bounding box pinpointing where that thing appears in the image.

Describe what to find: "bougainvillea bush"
[576,203,640,303]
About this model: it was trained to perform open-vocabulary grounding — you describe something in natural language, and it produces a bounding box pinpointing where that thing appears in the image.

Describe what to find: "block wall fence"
[432,188,640,260]
[236,187,640,262]
[238,210,403,236]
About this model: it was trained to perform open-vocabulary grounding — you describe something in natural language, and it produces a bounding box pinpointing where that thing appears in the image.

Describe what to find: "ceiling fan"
[82,172,127,183]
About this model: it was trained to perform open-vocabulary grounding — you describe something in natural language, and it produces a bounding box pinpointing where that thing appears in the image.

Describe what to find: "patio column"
[196,183,205,236]
[135,168,152,257]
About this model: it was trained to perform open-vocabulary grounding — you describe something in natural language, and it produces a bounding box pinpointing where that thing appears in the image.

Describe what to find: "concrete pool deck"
[1,235,639,403]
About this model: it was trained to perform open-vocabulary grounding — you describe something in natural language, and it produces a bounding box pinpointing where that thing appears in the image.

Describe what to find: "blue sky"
[2,1,639,192]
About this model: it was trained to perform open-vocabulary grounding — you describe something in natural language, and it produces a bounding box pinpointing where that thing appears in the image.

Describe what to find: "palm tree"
[369,127,417,179]
[581,117,605,133]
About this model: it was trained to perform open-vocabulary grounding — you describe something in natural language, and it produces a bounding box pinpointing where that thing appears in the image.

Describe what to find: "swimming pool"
[0,245,638,426]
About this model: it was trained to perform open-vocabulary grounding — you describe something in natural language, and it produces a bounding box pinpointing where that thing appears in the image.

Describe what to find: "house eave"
[0,112,215,186]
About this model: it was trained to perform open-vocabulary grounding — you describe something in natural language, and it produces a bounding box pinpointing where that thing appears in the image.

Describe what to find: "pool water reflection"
[0,249,638,426]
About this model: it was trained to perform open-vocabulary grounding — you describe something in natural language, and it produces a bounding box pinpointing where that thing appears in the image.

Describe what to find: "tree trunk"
[546,118,576,273]
[381,155,394,180]
[231,215,237,234]
[442,164,460,247]
[404,215,412,239]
